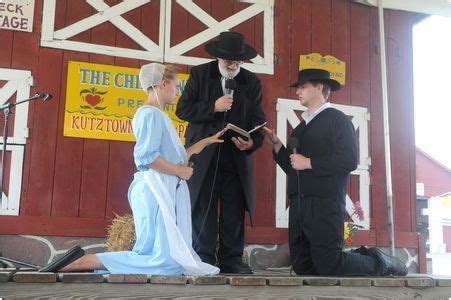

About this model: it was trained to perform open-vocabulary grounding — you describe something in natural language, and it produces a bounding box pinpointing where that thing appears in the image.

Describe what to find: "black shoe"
[219,262,253,274]
[367,247,408,276]
[39,245,85,272]
[351,245,369,255]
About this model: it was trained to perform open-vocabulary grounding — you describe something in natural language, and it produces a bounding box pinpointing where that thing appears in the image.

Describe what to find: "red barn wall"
[416,149,451,198]
[0,0,420,249]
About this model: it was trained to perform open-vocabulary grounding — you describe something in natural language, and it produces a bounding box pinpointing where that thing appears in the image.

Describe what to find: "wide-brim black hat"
[205,31,257,61]
[290,68,341,91]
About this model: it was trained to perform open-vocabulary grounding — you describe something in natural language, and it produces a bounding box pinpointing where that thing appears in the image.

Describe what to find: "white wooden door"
[0,68,33,215]
[275,98,371,229]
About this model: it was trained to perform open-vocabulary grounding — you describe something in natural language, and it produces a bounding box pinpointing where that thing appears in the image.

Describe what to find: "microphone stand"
[0,93,43,195]
[0,92,45,270]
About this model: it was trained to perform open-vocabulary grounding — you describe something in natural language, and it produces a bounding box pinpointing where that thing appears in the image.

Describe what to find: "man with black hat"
[176,31,266,274]
[263,68,408,276]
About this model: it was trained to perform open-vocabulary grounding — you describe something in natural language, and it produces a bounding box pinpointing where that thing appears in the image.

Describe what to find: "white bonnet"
[139,63,166,94]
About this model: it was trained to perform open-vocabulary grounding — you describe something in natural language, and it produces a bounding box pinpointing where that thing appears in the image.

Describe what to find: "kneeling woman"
[41,63,222,276]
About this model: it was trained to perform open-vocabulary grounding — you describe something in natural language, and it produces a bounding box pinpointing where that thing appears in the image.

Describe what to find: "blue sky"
[413,15,451,169]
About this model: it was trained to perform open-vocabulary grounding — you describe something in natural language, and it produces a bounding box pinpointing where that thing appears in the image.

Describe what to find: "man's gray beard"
[218,63,240,79]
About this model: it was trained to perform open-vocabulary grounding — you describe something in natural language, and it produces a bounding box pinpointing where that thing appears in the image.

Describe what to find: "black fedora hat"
[290,68,341,91]
[205,31,257,61]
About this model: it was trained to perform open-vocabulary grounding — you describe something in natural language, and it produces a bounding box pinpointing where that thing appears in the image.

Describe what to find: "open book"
[224,122,267,139]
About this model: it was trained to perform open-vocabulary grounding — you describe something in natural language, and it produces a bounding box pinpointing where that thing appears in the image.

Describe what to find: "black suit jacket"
[175,60,266,220]
[273,107,358,202]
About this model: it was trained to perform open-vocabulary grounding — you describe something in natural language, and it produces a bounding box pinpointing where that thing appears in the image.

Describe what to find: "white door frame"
[0,68,33,216]
[41,0,274,74]
[275,98,371,229]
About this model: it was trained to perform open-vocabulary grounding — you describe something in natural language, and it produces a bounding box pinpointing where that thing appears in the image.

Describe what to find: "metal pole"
[0,107,10,197]
[378,0,395,255]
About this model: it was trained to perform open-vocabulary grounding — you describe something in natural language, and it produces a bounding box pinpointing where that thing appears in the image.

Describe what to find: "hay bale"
[106,214,136,252]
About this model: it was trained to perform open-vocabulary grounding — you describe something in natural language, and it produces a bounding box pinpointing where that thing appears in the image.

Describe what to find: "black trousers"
[289,195,378,275]
[191,146,246,266]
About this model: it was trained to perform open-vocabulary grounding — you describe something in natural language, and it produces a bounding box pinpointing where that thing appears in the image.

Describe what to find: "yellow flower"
[344,222,350,239]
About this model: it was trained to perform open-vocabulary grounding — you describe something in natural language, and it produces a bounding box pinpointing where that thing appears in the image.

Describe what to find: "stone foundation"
[0,234,418,272]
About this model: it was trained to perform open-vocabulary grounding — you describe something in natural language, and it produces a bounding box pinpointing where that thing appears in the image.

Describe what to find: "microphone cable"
[193,77,235,250]
[287,137,303,276]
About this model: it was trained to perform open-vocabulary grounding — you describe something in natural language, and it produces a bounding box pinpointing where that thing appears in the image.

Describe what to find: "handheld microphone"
[288,136,300,176]
[224,78,236,95]
[288,137,300,155]
[176,154,198,189]
[288,136,302,205]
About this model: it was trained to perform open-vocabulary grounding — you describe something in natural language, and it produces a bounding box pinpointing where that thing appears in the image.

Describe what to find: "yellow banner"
[64,61,189,143]
[299,53,346,85]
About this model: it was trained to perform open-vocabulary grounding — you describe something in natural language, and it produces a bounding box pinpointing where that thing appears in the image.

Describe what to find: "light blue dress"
[96,105,219,275]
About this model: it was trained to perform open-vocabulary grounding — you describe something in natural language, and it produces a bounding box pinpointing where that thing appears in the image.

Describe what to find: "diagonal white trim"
[0,81,18,104]
[176,0,218,27]
[167,4,263,56]
[54,0,149,41]
[85,0,158,51]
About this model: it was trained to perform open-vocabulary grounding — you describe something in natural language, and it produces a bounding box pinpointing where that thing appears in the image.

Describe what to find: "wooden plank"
[233,0,254,51]
[107,274,148,283]
[349,3,371,108]
[331,0,351,105]
[291,0,312,81]
[376,230,419,248]
[311,0,332,54]
[78,139,109,218]
[105,142,134,218]
[0,271,12,282]
[140,0,161,52]
[13,272,57,283]
[249,0,292,228]
[372,278,405,287]
[51,0,92,217]
[246,226,288,244]
[368,6,387,233]
[385,10,417,233]
[23,47,63,217]
[0,215,107,236]
[78,1,119,219]
[339,278,372,286]
[0,28,13,67]
[267,277,303,286]
[348,1,371,212]
[418,234,427,273]
[229,276,266,286]
[106,7,142,219]
[150,275,187,285]
[406,278,434,287]
[19,1,66,215]
[10,0,41,70]
[58,273,104,283]
[232,0,257,227]
[186,0,210,58]
[169,0,190,74]
[188,276,227,285]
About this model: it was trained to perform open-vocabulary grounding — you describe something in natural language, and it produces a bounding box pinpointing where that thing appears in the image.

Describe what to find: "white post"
[378,0,395,255]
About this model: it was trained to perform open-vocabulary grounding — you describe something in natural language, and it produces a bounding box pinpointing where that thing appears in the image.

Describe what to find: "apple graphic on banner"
[86,94,101,106]
[79,87,107,110]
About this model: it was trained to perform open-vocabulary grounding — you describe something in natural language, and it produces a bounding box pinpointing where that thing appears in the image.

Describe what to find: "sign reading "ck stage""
[0,0,34,32]
[64,61,189,143]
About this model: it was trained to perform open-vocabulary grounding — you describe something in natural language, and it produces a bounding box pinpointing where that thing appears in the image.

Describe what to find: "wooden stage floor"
[1,268,451,299]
